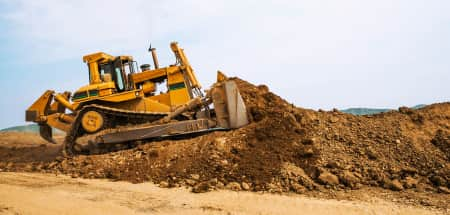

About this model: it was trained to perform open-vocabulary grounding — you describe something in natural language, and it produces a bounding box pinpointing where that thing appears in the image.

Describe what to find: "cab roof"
[83,52,133,64]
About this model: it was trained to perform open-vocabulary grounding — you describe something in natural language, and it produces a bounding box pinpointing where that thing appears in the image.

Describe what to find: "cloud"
[1,0,449,109]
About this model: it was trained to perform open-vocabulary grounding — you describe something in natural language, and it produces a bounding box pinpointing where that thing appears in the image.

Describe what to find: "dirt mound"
[0,132,62,163]
[1,78,449,198]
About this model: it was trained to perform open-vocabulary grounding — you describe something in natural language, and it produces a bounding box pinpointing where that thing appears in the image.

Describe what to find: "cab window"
[99,63,113,81]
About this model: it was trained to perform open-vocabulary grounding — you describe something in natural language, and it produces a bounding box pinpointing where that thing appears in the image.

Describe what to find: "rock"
[302,138,316,145]
[395,139,401,144]
[294,128,306,135]
[353,172,363,179]
[339,171,360,187]
[60,160,69,170]
[216,181,225,189]
[48,162,58,169]
[185,179,196,186]
[210,154,220,160]
[398,107,413,114]
[414,183,426,192]
[318,171,339,186]
[297,146,314,158]
[208,178,218,187]
[213,137,227,151]
[159,181,169,188]
[280,162,316,189]
[329,117,339,123]
[437,186,450,194]
[241,182,250,191]
[326,161,341,169]
[88,172,95,178]
[291,182,306,194]
[257,84,269,93]
[226,182,242,191]
[35,163,45,171]
[385,179,404,191]
[282,163,306,177]
[192,181,210,193]
[280,163,317,189]
[403,176,418,189]
[430,175,446,186]
[148,149,159,158]
[283,112,298,126]
[366,149,378,160]
[401,166,418,174]
[267,183,282,193]
[190,174,200,180]
[135,152,142,159]
[24,164,33,171]
[354,183,363,189]
[431,129,450,156]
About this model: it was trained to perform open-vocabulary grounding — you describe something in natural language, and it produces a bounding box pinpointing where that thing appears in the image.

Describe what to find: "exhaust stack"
[148,45,160,69]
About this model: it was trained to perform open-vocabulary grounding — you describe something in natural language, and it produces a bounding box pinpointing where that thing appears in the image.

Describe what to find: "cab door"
[113,59,127,92]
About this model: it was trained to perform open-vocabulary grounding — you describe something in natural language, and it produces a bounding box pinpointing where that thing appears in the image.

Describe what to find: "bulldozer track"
[63,104,169,156]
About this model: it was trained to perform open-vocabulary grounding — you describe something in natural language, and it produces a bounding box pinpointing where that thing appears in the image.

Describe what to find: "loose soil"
[0,78,449,211]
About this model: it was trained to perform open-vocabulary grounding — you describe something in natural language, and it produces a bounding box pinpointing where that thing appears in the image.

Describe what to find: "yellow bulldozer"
[26,42,249,156]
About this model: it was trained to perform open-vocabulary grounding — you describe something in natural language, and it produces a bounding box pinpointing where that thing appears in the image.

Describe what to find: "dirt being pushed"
[1,78,449,199]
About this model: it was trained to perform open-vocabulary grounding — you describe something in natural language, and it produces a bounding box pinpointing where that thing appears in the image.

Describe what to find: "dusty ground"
[0,172,445,215]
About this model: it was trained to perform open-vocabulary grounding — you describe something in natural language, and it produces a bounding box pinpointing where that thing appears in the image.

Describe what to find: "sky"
[0,0,449,129]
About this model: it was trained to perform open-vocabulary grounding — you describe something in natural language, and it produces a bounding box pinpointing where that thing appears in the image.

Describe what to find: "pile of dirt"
[0,132,61,163]
[1,78,449,196]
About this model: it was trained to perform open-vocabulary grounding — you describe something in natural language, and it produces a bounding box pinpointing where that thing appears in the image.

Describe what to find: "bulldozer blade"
[212,80,249,129]
[26,90,54,122]
[39,124,57,144]
[97,119,215,144]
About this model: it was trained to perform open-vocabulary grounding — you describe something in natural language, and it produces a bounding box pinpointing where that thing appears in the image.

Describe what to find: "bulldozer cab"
[84,52,137,93]
[97,58,137,92]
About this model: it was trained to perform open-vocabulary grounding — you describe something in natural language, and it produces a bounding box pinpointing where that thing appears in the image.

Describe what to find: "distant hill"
[410,104,426,109]
[340,108,391,115]
[1,124,41,133]
[1,124,63,134]
[340,104,427,115]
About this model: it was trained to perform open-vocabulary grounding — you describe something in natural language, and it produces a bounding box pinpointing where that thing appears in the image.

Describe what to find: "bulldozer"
[25,42,249,156]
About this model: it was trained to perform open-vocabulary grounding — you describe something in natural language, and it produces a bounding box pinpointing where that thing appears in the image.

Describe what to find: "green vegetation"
[340,108,391,115]
[0,124,41,133]
[340,104,426,115]
[1,124,63,134]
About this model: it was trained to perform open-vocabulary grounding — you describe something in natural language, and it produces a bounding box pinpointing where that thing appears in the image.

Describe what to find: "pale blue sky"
[0,0,449,129]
